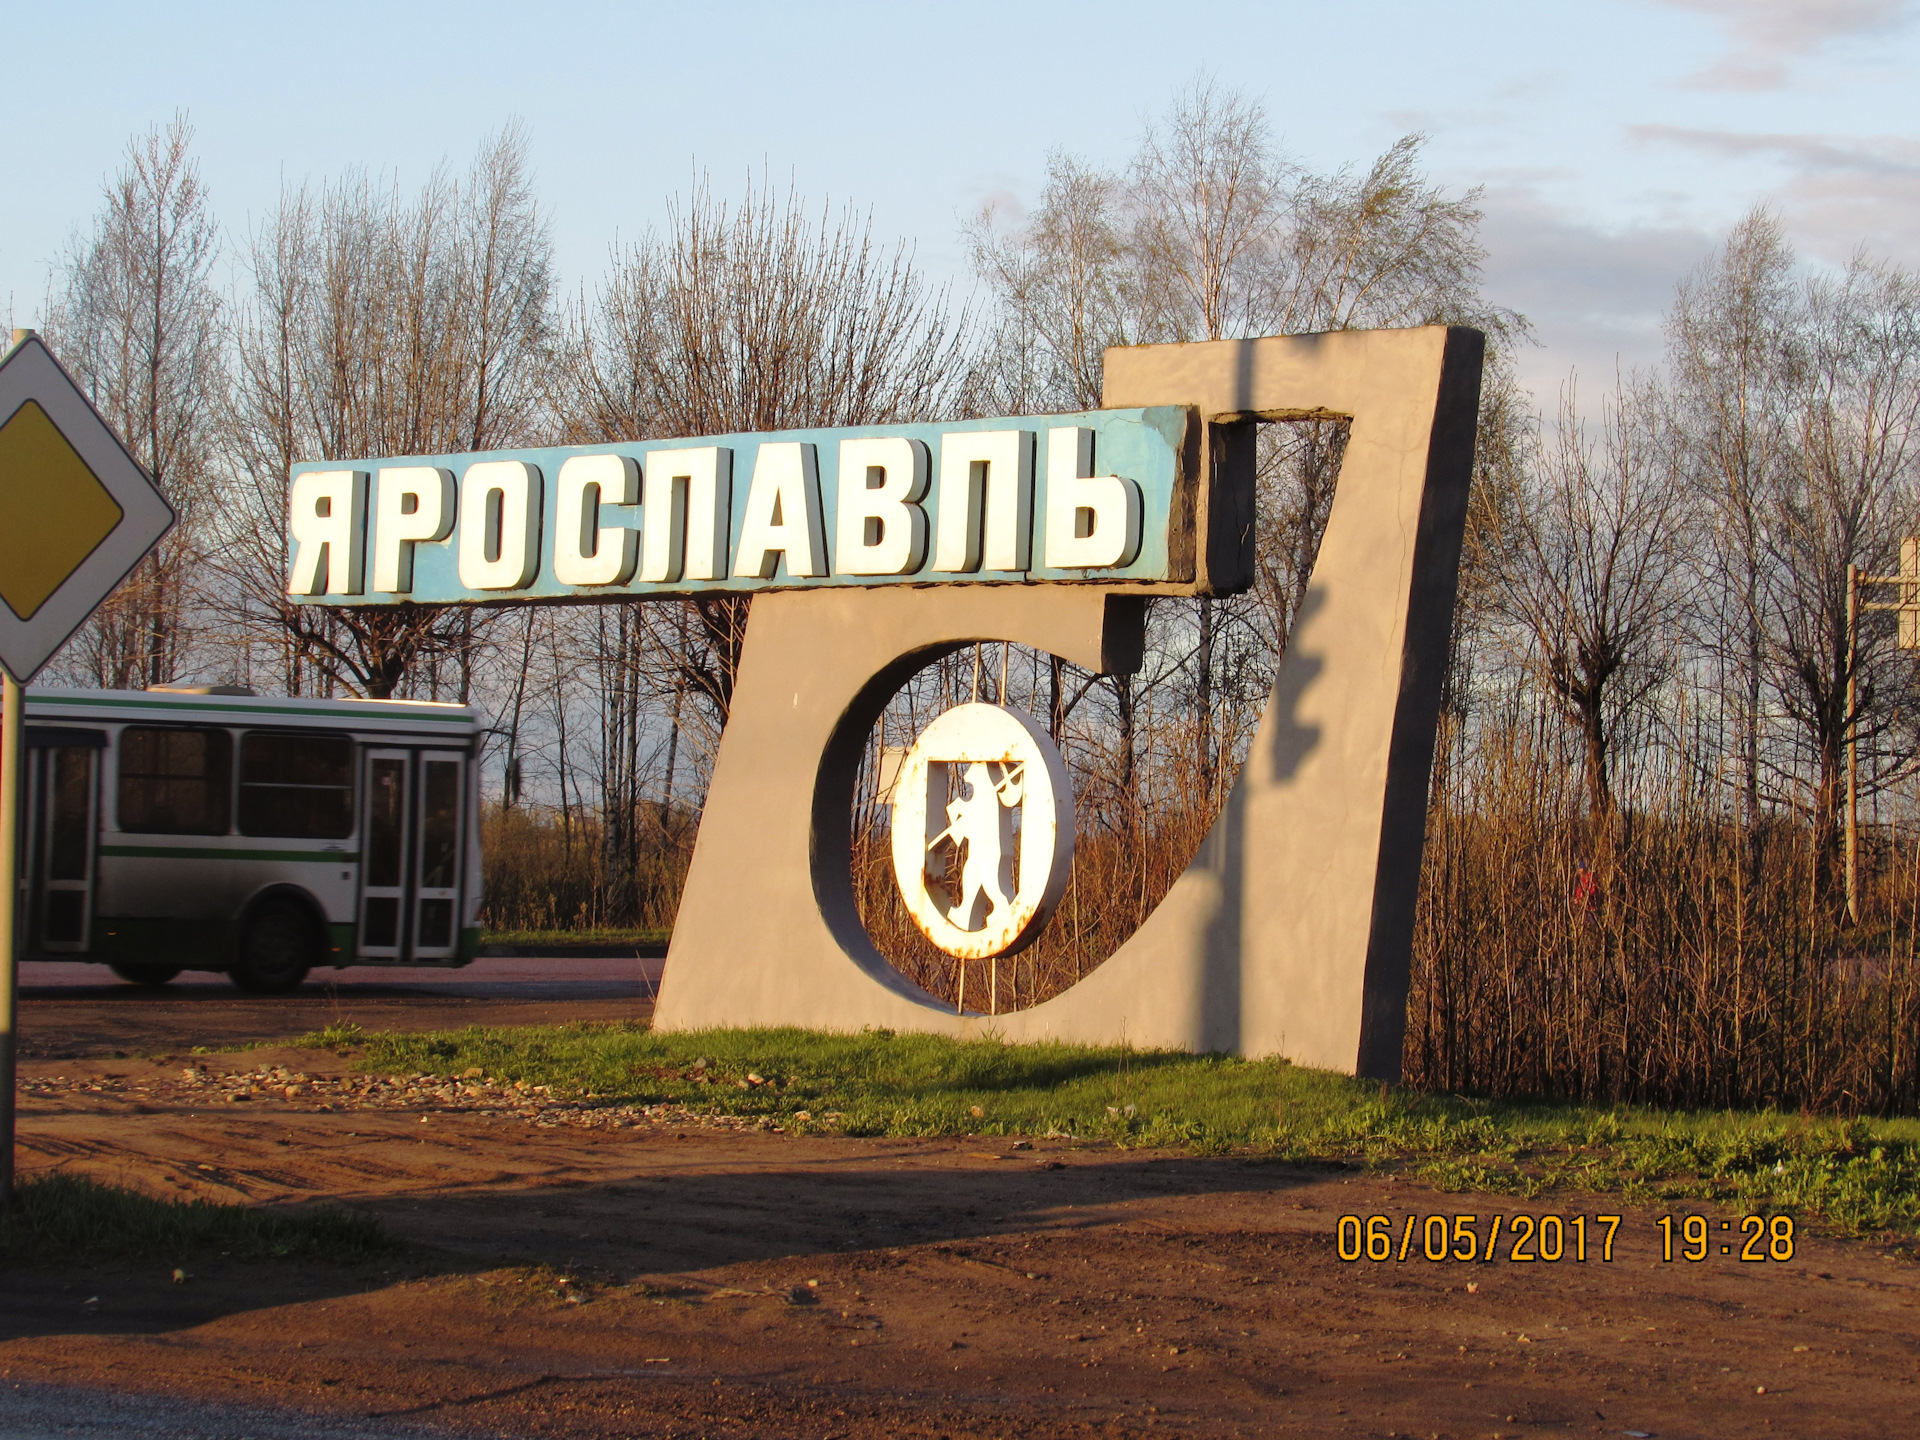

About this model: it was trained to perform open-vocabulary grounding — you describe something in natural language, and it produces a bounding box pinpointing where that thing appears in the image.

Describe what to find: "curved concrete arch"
[653,326,1484,1077]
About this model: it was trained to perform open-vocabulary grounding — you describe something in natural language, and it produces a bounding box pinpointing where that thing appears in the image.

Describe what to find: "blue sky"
[4,0,1914,403]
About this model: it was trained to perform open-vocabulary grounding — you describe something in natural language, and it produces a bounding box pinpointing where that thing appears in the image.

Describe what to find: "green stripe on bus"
[30,694,471,724]
[99,845,361,863]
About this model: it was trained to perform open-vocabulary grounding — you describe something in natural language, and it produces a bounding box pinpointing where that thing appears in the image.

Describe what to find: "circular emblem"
[888,702,1075,959]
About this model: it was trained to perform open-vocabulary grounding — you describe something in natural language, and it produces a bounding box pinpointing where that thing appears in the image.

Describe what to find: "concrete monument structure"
[657,327,1482,1077]
[290,326,1483,1079]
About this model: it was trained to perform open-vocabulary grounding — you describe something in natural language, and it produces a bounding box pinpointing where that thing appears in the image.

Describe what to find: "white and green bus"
[15,685,484,992]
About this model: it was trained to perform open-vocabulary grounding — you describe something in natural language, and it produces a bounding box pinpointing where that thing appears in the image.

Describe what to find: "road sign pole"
[0,668,19,1204]
[0,324,21,1205]
[0,327,176,1206]
[0,324,23,1205]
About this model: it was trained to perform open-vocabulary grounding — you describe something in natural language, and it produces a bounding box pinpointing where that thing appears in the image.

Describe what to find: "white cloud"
[965,184,1028,228]
[1634,126,1920,266]
[1651,0,1915,90]
[1475,184,1716,403]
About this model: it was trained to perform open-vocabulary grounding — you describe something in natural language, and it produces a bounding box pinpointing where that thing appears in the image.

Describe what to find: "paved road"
[13,954,664,1059]
[19,952,665,997]
[0,1381,480,1440]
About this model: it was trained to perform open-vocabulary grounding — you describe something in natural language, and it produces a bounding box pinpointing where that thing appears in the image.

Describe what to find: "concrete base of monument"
[655,327,1484,1078]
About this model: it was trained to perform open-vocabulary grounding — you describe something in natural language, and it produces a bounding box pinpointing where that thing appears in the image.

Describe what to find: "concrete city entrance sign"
[0,336,176,683]
[288,327,1484,1079]
[288,410,1189,605]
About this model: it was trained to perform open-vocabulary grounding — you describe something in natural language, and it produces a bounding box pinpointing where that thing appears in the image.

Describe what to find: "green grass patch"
[338,1022,1920,1243]
[303,1020,369,1051]
[1,1174,396,1267]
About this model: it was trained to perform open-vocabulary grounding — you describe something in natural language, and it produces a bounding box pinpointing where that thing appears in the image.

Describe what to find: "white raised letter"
[554,454,638,587]
[642,447,732,583]
[835,437,929,576]
[288,470,366,596]
[1043,427,1141,570]
[933,430,1032,573]
[457,460,543,591]
[372,466,454,593]
[733,442,826,580]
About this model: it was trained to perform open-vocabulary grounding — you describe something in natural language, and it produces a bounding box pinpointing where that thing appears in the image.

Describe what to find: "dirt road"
[4,976,1917,1438]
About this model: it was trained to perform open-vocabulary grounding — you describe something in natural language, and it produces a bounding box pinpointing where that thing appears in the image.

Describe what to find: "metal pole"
[1847,562,1860,926]
[0,325,29,1206]
[0,670,21,1203]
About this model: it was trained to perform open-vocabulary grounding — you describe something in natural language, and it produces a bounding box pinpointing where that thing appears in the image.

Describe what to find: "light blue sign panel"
[287,407,1189,605]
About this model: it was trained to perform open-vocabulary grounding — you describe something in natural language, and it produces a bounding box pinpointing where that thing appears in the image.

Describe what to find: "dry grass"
[1407,717,1920,1115]
[480,802,693,935]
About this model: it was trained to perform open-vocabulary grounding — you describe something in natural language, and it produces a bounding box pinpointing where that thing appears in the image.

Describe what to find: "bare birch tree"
[965,154,1134,414]
[565,174,972,735]
[555,176,972,921]
[1758,256,1920,880]
[1667,207,1801,823]
[217,126,554,699]
[45,114,221,688]
[1497,377,1688,816]
[1130,78,1286,344]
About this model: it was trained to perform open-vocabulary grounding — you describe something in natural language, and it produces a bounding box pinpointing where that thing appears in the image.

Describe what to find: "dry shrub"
[480,801,692,934]
[1407,717,1920,1113]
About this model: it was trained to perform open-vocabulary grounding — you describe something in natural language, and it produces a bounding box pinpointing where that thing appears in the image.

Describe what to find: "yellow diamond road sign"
[0,401,126,620]
[0,336,175,682]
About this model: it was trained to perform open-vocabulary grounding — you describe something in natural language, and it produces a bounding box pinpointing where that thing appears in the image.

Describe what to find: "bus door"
[25,732,104,953]
[359,748,410,959]
[411,751,465,960]
[357,747,466,961]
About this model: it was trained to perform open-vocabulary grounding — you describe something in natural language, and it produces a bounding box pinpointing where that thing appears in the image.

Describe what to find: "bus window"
[118,727,233,835]
[239,732,354,838]
[49,748,92,881]
[417,759,461,948]
[45,747,95,944]
[420,761,459,888]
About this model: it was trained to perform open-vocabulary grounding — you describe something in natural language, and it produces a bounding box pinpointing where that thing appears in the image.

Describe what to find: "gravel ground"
[21,1061,817,1135]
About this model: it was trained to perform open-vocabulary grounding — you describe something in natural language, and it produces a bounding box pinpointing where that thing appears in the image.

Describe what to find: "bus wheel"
[231,899,317,994]
[109,963,182,987]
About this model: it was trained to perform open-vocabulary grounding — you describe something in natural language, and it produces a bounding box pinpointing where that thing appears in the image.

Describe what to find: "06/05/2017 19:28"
[1336,1212,1797,1264]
